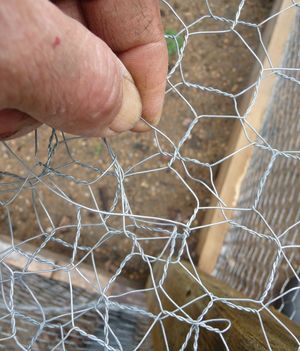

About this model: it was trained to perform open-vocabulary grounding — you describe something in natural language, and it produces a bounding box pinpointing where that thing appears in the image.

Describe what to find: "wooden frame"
[0,235,143,296]
[0,236,110,287]
[197,0,298,274]
[147,260,300,350]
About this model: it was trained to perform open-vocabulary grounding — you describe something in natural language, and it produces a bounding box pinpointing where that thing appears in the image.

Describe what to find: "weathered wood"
[0,236,141,294]
[197,0,298,274]
[147,260,300,350]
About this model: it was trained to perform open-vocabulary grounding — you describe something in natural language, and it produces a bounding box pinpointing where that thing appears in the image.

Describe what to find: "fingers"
[119,41,168,132]
[0,109,41,140]
[80,0,168,132]
[0,0,142,139]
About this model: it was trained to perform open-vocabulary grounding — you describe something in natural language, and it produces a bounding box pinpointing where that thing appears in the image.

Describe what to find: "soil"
[0,0,274,285]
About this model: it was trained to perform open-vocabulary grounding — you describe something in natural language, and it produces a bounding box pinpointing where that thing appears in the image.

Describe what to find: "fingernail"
[130,102,164,133]
[131,120,152,132]
[108,64,142,133]
[101,127,118,138]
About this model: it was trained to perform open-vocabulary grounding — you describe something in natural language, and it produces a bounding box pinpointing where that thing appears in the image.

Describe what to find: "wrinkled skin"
[0,0,168,139]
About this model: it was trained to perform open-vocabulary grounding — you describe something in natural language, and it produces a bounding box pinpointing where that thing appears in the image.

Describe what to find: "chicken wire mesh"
[214,3,300,318]
[0,0,300,350]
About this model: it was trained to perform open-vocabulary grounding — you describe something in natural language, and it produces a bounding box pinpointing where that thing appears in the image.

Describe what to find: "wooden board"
[0,236,142,295]
[147,260,300,350]
[197,0,298,274]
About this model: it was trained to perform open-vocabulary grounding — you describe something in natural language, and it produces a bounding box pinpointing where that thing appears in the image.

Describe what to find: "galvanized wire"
[0,1,300,350]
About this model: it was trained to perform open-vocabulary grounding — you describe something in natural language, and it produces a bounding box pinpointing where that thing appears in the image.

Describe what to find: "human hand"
[0,0,168,139]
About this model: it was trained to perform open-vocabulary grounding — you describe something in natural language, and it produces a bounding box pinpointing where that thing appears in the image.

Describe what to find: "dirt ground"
[0,0,273,284]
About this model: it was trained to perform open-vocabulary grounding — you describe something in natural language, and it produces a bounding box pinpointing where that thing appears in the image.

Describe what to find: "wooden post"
[197,0,298,274]
[147,260,300,350]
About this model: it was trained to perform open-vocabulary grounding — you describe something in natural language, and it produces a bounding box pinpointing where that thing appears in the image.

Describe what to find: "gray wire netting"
[0,0,300,350]
[214,4,300,317]
[0,266,151,351]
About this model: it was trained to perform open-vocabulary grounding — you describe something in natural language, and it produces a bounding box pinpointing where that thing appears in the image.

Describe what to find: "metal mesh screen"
[214,7,300,320]
[0,1,300,350]
[0,265,151,350]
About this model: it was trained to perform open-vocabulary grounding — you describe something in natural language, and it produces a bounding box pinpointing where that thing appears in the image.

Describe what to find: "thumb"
[0,0,142,138]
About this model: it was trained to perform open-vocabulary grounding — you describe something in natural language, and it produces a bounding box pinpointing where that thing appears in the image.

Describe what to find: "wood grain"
[147,260,300,350]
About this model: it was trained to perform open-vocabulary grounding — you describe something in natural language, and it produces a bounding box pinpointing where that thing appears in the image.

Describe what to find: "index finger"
[80,0,168,131]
